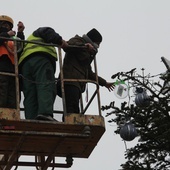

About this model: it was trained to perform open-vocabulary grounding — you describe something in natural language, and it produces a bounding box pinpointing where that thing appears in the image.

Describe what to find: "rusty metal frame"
[13,40,20,114]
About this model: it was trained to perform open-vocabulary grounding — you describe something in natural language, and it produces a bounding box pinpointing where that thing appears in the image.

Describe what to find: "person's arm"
[16,21,25,56]
[0,30,16,44]
[88,66,106,85]
[63,35,86,53]
[88,66,115,91]
[33,27,63,45]
[16,21,25,40]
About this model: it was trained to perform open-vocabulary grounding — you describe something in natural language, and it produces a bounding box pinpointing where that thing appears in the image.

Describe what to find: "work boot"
[36,114,58,122]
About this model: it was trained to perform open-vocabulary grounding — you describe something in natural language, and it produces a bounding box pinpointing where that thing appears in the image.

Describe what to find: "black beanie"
[86,28,102,43]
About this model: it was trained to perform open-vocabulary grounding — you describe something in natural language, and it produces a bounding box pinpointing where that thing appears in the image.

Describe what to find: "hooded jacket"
[61,34,106,93]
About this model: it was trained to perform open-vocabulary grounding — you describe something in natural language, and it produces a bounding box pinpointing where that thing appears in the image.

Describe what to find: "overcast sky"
[1,0,170,169]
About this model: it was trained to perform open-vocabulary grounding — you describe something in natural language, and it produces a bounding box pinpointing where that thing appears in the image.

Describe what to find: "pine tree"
[102,67,170,170]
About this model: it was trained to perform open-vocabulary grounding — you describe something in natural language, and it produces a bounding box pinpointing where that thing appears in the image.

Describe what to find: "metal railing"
[0,36,102,119]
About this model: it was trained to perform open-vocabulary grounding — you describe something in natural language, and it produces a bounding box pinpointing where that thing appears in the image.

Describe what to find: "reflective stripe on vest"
[19,34,58,65]
[0,41,15,64]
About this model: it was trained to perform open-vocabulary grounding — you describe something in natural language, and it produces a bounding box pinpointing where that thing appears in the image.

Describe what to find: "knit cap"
[86,28,102,43]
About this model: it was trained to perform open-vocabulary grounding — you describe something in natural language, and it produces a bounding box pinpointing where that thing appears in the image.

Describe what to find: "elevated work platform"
[0,39,106,169]
[0,114,105,169]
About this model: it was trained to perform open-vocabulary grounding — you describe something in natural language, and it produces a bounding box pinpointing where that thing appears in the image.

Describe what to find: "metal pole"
[58,48,67,117]
[93,57,102,116]
[13,39,20,115]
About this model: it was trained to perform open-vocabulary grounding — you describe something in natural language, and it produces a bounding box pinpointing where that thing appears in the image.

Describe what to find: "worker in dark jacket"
[0,15,25,108]
[19,27,68,121]
[57,28,114,116]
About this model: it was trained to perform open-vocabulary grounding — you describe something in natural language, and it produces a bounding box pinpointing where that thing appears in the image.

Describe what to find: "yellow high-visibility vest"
[19,34,58,65]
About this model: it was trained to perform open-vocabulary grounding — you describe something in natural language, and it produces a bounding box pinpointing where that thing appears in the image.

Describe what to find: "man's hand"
[105,82,115,92]
[17,21,25,32]
[85,43,97,54]
[60,40,69,48]
[85,43,95,51]
[7,30,16,37]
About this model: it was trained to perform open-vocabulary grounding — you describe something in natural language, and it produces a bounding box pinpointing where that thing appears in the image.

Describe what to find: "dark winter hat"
[86,28,102,43]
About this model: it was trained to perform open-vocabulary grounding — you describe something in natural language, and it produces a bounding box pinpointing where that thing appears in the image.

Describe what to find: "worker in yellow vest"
[0,15,25,108]
[19,27,68,121]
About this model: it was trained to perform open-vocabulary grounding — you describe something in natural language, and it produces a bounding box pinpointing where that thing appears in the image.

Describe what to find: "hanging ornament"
[114,80,129,99]
[119,122,137,141]
[135,87,150,107]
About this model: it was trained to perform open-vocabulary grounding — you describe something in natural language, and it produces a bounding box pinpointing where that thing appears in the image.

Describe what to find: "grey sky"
[1,0,170,169]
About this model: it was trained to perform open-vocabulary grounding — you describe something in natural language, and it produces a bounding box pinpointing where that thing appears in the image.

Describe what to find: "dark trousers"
[0,57,16,108]
[0,75,16,108]
[64,85,81,114]
[21,55,56,119]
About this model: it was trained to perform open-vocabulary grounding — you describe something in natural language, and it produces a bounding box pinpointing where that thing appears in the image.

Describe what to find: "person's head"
[86,28,102,47]
[0,15,14,32]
